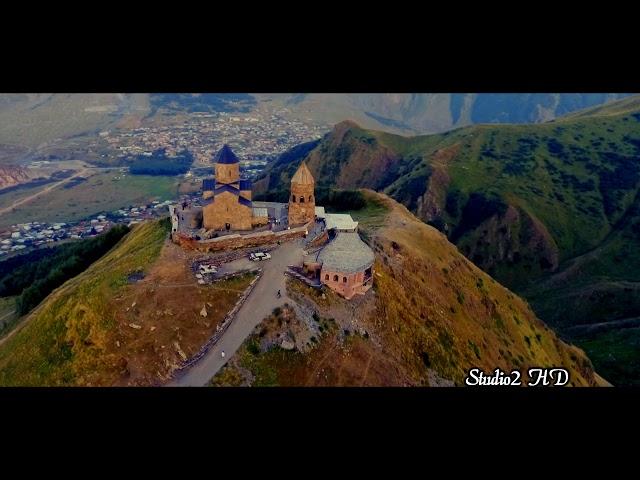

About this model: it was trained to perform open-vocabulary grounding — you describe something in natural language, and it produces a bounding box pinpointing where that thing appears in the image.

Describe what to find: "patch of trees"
[481,136,539,176]
[544,159,559,174]
[547,138,567,158]
[253,189,291,203]
[315,188,367,211]
[481,147,498,159]
[451,193,508,242]
[376,159,404,191]
[268,140,321,189]
[426,216,447,233]
[598,152,640,217]
[127,149,194,176]
[389,174,429,211]
[0,225,130,315]
[556,171,596,193]
[445,189,464,218]
[546,137,576,166]
[624,135,640,153]
[254,188,368,212]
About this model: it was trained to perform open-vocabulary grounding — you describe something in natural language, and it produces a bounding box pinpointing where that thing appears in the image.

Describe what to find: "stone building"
[288,162,315,226]
[303,227,375,300]
[202,145,268,231]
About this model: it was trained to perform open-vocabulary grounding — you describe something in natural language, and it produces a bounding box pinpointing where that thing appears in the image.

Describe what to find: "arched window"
[343,276,347,283]
[291,195,296,202]
[309,195,313,202]
[333,275,338,282]
[300,196,305,203]
[325,274,329,281]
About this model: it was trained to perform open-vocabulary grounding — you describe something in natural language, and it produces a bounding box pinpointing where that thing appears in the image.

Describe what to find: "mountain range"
[254,95,640,385]
[254,94,633,133]
[0,94,632,150]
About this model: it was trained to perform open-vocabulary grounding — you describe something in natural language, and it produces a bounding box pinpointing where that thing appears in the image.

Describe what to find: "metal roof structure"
[239,179,252,190]
[202,178,216,191]
[252,207,268,217]
[214,184,240,196]
[324,213,358,231]
[314,232,374,274]
[252,201,287,220]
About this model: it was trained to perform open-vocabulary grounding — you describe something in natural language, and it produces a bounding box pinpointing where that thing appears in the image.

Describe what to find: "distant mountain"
[0,93,631,151]
[254,93,633,133]
[0,93,149,149]
[255,95,640,385]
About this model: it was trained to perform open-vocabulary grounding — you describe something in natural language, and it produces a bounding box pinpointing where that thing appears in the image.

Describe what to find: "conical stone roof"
[291,161,314,185]
[213,144,239,164]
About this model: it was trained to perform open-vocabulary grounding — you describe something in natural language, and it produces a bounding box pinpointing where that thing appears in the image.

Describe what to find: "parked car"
[249,252,271,262]
[199,264,217,274]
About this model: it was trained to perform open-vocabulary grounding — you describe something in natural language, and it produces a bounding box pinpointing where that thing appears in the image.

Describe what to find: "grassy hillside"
[214,192,601,387]
[0,219,255,386]
[255,96,640,385]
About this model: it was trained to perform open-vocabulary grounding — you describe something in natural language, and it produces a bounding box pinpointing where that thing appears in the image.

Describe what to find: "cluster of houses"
[0,199,174,257]
[1,221,71,254]
[94,108,327,174]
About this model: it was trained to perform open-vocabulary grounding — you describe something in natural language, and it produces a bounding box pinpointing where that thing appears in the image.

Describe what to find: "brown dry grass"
[0,220,255,386]
[213,191,600,387]
[108,241,255,386]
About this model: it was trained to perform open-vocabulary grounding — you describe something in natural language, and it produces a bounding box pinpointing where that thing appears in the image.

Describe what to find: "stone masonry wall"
[172,221,312,253]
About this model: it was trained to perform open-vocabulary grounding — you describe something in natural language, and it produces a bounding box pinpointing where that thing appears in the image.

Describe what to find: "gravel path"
[168,239,305,387]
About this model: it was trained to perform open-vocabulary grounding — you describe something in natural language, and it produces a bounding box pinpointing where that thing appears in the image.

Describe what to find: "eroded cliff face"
[304,121,402,190]
[456,205,560,287]
[414,144,459,223]
[0,165,30,190]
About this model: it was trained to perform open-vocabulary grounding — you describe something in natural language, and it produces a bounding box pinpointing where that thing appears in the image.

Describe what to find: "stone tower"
[288,161,315,226]
[214,144,240,187]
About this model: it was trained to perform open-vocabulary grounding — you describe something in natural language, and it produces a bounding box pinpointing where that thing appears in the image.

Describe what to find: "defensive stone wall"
[172,220,313,253]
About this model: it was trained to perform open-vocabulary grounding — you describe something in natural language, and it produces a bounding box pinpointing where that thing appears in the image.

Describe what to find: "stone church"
[201,145,316,231]
[202,145,267,231]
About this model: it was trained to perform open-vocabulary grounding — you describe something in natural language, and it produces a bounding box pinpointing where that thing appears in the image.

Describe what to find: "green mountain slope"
[254,94,632,134]
[255,95,640,385]
[0,218,259,386]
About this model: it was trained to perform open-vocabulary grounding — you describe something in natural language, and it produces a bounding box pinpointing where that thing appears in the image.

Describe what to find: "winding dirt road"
[0,167,90,217]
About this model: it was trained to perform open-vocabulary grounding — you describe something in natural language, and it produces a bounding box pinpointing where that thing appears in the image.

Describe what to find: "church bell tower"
[288,161,315,226]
